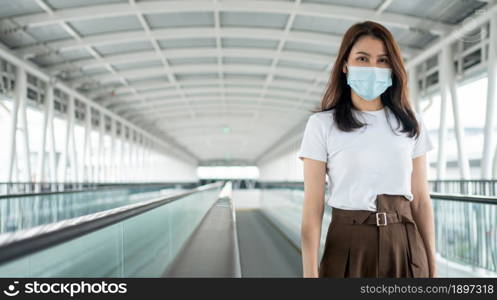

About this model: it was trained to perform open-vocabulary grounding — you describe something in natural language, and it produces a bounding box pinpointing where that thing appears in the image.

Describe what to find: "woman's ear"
[342,63,347,74]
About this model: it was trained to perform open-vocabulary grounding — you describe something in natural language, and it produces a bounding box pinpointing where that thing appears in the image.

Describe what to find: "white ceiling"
[0,0,489,165]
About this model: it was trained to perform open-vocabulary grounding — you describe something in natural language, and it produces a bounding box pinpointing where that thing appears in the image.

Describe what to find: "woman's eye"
[379,58,388,63]
[357,57,367,62]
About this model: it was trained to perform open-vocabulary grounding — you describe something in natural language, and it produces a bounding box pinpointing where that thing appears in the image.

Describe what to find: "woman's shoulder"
[310,109,335,125]
[306,109,336,138]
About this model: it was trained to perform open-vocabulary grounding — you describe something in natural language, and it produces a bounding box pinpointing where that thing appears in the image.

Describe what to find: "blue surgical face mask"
[346,65,392,101]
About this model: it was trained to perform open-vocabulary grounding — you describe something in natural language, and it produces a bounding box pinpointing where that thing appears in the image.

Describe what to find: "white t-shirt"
[297,106,435,212]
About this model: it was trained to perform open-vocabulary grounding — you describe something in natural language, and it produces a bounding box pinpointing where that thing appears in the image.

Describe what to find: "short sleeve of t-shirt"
[297,114,328,162]
[412,112,435,158]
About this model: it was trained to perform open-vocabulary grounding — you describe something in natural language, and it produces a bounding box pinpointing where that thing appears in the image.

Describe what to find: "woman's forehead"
[351,36,387,54]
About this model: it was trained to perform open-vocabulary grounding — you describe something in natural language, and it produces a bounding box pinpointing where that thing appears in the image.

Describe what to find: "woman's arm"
[410,154,437,278]
[300,158,327,278]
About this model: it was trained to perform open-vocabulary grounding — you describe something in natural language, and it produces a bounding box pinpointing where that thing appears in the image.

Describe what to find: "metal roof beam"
[12,1,453,36]
[105,86,320,107]
[87,77,321,98]
[406,2,497,68]
[47,48,334,75]
[113,95,316,114]
[67,64,329,87]
[17,27,420,59]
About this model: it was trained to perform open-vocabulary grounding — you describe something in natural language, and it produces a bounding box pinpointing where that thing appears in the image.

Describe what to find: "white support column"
[141,136,146,181]
[483,16,497,179]
[150,146,155,180]
[140,135,145,182]
[436,50,450,182]
[135,134,140,182]
[66,96,78,183]
[6,67,21,183]
[83,105,93,183]
[18,68,31,183]
[98,111,105,182]
[60,97,71,183]
[135,133,139,182]
[134,135,139,182]
[144,140,149,181]
[137,134,142,182]
[150,142,154,181]
[487,14,497,178]
[104,118,109,182]
[421,62,427,96]
[149,141,153,181]
[72,100,79,182]
[408,65,421,113]
[128,129,135,182]
[36,83,52,191]
[13,156,19,183]
[81,104,88,182]
[129,129,135,182]
[120,123,128,182]
[110,118,116,182]
[119,126,123,182]
[409,64,434,176]
[47,86,56,185]
[456,39,464,74]
[441,44,471,179]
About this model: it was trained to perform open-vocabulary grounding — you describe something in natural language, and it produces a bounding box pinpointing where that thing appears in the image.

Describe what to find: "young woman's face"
[342,35,391,73]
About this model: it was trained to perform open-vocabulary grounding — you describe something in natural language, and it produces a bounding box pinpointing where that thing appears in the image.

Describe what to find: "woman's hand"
[300,157,327,278]
[429,264,437,278]
[411,154,437,278]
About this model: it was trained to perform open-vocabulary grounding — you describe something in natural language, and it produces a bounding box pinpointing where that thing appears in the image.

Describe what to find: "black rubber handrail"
[429,192,497,204]
[0,182,198,199]
[163,181,241,277]
[0,183,194,200]
[257,181,497,204]
[0,181,224,266]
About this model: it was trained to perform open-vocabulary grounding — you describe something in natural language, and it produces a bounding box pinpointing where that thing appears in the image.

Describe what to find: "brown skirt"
[318,194,429,278]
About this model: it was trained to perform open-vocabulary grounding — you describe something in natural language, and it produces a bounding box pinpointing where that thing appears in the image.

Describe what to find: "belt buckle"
[376,212,387,226]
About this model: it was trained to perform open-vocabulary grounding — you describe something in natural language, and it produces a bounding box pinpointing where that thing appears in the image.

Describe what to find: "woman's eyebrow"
[355,51,388,57]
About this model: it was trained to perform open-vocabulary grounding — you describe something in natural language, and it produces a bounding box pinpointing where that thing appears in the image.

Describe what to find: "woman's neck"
[351,92,384,111]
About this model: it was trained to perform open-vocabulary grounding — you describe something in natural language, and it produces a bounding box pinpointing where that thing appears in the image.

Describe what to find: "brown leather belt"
[331,210,426,273]
[332,211,400,226]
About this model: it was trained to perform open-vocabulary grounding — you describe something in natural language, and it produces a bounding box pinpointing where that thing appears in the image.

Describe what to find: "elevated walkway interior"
[0,181,495,278]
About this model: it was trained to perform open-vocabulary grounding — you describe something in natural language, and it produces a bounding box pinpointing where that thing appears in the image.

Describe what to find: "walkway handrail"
[0,181,224,266]
[0,182,198,198]
[430,192,497,204]
[163,181,242,277]
[257,181,497,204]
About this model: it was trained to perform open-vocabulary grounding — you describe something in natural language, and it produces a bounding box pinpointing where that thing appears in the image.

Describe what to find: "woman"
[298,21,436,278]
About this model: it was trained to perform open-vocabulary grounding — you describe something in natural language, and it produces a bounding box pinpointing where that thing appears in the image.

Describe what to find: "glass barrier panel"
[0,186,221,277]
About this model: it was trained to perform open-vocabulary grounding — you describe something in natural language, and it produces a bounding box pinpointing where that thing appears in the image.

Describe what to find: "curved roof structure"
[0,0,491,165]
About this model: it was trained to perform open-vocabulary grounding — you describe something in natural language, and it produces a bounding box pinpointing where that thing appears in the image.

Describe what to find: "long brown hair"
[313,20,419,139]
